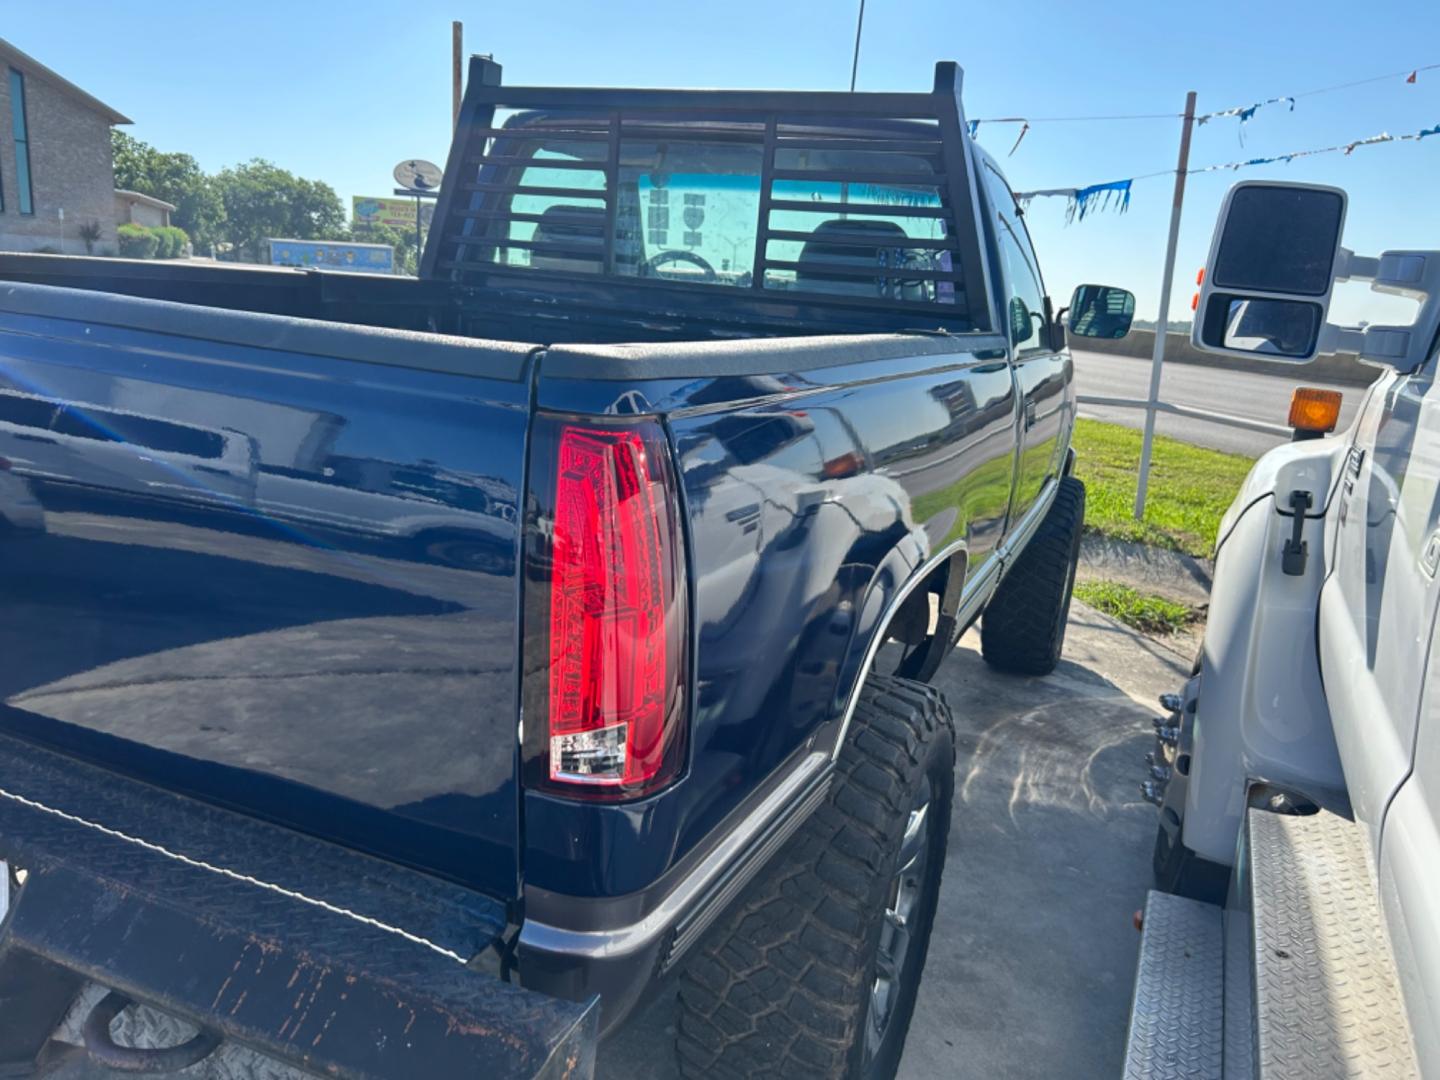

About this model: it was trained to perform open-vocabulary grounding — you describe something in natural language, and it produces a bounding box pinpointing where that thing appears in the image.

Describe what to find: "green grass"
[1074,580,1199,635]
[1072,418,1255,557]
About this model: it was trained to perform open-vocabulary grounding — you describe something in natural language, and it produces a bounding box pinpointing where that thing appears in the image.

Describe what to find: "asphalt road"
[1072,349,1368,457]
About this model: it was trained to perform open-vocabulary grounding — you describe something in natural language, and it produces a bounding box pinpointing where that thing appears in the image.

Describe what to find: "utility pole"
[452,21,464,129]
[1133,90,1197,521]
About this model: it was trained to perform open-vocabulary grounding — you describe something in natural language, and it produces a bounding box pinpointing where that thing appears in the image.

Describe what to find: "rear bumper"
[0,733,597,1079]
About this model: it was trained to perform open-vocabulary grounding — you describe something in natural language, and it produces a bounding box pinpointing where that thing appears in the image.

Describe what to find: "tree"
[112,131,225,255]
[214,160,347,262]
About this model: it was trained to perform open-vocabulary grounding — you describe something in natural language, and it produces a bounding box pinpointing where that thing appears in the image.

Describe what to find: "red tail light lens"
[524,415,687,798]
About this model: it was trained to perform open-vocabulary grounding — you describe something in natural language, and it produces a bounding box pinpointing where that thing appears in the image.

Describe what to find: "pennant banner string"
[1289,60,1440,100]
[970,60,1438,133]
[1007,121,1030,157]
[1196,96,1294,133]
[1014,120,1440,221]
[1195,61,1437,126]
[1016,181,1132,222]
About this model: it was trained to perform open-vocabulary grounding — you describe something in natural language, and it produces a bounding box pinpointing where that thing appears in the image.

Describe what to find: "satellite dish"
[393,159,443,192]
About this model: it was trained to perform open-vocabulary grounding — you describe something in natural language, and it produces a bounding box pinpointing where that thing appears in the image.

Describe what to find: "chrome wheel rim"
[863,774,932,1068]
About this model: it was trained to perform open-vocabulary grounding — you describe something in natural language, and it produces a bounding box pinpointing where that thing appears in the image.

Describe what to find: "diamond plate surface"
[55,983,311,1080]
[1224,882,1255,1080]
[1124,890,1224,1079]
[1249,809,1420,1079]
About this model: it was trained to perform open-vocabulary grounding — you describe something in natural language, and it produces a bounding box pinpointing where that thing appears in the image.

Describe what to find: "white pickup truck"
[1126,180,1440,1078]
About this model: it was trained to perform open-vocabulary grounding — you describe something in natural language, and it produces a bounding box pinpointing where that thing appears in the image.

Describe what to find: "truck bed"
[0,280,535,899]
[0,259,1043,891]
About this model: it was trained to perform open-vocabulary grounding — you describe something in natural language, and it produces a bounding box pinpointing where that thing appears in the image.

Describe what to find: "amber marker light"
[1288,388,1343,434]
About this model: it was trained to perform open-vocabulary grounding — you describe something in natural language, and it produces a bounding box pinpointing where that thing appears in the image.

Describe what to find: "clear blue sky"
[7,0,1438,323]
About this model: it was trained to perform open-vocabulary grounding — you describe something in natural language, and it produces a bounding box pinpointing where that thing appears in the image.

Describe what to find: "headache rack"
[421,58,996,336]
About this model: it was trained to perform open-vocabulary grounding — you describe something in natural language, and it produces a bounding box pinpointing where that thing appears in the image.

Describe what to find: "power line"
[972,112,1180,124]
[1291,61,1440,101]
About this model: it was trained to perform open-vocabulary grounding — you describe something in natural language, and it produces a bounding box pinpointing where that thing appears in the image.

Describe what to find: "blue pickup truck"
[0,60,1132,1079]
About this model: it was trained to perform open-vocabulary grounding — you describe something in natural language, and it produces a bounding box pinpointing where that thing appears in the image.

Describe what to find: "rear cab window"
[440,111,988,326]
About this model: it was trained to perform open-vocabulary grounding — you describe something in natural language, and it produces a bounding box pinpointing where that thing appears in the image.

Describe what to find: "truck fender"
[1179,436,1351,867]
[822,532,969,758]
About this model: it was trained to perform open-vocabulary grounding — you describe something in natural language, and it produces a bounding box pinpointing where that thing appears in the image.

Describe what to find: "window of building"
[9,68,34,215]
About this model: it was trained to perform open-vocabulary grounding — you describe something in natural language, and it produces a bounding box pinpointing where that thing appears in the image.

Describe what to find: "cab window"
[982,163,1048,352]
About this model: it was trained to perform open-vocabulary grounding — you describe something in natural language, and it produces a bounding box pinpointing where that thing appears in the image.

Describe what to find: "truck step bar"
[1124,891,1224,1079]
[1242,808,1417,1079]
[1126,807,1419,1078]
[0,729,598,1079]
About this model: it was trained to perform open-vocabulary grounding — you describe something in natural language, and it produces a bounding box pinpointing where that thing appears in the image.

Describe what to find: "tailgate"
[0,288,532,899]
[0,731,596,1078]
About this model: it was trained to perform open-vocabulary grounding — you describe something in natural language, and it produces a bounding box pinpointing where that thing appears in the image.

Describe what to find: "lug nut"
[1159,693,1183,713]
[1150,763,1171,782]
[1156,725,1179,746]
[1141,781,1164,805]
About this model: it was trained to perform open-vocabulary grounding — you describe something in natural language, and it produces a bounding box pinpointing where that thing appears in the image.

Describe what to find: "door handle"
[1023,399,1037,430]
[1422,528,1440,579]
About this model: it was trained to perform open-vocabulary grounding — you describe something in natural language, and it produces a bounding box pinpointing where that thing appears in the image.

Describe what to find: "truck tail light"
[523,415,687,799]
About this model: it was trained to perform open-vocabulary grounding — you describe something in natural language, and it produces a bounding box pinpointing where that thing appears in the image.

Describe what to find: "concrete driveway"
[601,602,1191,1079]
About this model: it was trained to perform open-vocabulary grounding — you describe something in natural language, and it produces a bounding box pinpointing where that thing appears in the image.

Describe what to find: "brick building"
[0,38,130,256]
[115,189,174,230]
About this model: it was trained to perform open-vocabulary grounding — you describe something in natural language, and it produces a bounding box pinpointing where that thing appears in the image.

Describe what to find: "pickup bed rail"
[0,728,597,1079]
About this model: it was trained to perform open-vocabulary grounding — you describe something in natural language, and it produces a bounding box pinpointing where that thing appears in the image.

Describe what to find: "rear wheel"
[675,676,955,1079]
[980,476,1085,675]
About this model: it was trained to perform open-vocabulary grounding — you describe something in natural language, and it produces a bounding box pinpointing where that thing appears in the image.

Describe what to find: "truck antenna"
[849,0,865,92]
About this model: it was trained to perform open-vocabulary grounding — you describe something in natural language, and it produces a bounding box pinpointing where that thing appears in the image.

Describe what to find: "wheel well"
[879,549,969,683]
[825,545,970,758]
[892,552,966,638]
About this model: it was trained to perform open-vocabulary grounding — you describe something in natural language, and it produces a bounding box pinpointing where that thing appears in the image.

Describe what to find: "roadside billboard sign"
[267,238,395,274]
[352,196,436,231]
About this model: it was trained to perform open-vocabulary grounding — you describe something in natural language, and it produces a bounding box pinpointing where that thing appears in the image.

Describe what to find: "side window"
[982,164,1047,352]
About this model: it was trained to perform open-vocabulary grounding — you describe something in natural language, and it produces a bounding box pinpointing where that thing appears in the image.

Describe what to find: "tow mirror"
[1066,284,1135,339]
[1193,182,1347,362]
